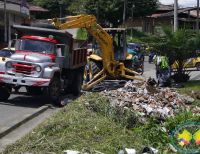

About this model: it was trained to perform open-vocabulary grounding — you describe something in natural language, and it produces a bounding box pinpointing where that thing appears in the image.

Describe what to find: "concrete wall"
[0,0,29,46]
[125,17,172,35]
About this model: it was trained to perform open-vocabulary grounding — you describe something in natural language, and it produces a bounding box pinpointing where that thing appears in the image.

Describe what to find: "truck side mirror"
[56,44,65,57]
[8,39,16,50]
[56,48,62,57]
[8,40,12,50]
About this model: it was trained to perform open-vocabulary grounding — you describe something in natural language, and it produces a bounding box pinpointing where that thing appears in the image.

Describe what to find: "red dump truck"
[0,25,87,106]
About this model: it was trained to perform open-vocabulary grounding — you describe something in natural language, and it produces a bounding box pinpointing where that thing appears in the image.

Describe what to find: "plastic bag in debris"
[63,150,80,154]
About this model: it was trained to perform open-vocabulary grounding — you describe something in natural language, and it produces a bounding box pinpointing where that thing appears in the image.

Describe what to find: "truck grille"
[12,63,34,75]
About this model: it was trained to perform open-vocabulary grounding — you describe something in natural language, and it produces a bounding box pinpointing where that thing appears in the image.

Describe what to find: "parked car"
[172,57,200,70]
[0,48,15,62]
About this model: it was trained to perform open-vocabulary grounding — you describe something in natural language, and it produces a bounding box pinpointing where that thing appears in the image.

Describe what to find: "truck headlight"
[35,66,42,72]
[6,62,12,68]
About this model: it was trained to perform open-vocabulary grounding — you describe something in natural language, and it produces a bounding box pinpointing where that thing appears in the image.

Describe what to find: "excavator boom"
[52,15,115,75]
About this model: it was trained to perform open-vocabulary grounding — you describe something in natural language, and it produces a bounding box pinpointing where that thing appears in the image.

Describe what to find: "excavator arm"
[50,14,143,90]
[52,15,116,74]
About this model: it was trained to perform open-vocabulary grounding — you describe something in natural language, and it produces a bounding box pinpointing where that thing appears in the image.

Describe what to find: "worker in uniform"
[154,53,171,87]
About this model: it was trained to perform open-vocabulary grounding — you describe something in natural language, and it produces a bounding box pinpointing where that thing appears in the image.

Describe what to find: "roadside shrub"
[171,73,190,83]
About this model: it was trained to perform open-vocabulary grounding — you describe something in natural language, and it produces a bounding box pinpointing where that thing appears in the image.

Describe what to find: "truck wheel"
[26,87,42,95]
[196,63,200,71]
[71,67,84,96]
[0,86,11,101]
[49,77,61,106]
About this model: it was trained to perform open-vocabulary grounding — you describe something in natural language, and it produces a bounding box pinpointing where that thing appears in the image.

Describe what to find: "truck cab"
[0,25,87,106]
[15,35,58,61]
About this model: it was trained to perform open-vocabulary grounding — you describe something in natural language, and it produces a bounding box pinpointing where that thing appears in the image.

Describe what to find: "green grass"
[3,92,200,154]
[179,80,200,107]
[179,80,200,93]
[3,93,145,154]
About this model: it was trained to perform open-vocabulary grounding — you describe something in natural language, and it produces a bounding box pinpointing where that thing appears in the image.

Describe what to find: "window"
[16,39,55,54]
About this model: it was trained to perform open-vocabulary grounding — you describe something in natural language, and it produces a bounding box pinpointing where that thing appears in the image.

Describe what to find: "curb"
[0,105,49,139]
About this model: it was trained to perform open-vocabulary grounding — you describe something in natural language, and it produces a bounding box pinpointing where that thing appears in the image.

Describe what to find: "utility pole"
[174,0,178,32]
[96,1,99,22]
[197,0,200,30]
[131,4,135,41]
[123,0,127,25]
[4,0,7,43]
[58,1,63,19]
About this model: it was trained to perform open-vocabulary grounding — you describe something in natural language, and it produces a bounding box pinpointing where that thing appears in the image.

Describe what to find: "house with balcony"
[0,0,29,47]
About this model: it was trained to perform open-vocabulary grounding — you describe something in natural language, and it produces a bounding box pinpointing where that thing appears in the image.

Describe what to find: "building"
[0,0,29,47]
[126,4,200,35]
[125,4,174,34]
[29,5,48,19]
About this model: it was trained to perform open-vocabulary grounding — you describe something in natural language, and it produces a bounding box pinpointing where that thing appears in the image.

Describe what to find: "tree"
[32,0,72,18]
[144,28,200,82]
[29,0,158,27]
[31,0,158,26]
[70,0,158,27]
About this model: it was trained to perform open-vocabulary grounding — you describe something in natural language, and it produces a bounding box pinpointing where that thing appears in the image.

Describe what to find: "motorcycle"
[148,52,154,63]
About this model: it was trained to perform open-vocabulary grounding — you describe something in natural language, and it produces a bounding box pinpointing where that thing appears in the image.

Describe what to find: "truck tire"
[48,77,61,106]
[196,63,200,71]
[26,87,42,95]
[71,67,84,96]
[0,86,11,101]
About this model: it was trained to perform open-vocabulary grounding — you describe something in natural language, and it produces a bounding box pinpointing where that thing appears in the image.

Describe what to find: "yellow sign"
[170,122,200,154]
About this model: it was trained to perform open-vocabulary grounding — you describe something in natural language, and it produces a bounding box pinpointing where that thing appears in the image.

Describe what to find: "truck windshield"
[17,39,55,54]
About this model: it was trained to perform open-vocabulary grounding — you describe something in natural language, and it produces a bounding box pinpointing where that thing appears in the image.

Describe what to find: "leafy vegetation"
[28,0,158,26]
[179,80,200,93]
[139,28,200,82]
[178,80,200,107]
[3,93,200,154]
[76,28,88,40]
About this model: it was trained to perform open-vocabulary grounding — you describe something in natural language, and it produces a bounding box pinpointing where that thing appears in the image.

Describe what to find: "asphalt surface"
[0,88,50,133]
[143,56,200,80]
[0,108,59,152]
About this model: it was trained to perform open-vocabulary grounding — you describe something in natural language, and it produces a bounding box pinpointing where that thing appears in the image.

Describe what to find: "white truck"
[0,25,87,106]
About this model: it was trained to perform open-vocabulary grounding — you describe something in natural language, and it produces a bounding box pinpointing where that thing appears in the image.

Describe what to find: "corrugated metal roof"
[5,0,21,4]
[186,10,200,18]
[149,7,198,18]
[157,4,174,11]
[29,5,49,12]
[4,0,27,6]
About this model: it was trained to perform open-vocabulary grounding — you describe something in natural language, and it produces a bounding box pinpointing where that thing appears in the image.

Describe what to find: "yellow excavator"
[86,27,134,79]
[49,14,144,90]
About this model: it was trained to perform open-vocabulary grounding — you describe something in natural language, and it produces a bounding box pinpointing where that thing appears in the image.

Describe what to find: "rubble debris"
[101,80,196,120]
[125,148,136,154]
[117,147,158,154]
[140,147,158,154]
[63,150,80,154]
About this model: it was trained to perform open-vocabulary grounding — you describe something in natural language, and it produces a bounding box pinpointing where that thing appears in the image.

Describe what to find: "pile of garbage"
[101,79,198,120]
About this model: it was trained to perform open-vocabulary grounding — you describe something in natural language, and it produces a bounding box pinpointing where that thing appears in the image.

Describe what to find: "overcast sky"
[159,0,197,7]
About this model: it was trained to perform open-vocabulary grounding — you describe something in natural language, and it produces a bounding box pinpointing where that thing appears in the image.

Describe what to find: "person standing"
[154,53,171,87]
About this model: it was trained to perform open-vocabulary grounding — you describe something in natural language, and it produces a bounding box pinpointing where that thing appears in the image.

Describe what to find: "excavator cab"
[89,28,129,61]
[104,28,127,61]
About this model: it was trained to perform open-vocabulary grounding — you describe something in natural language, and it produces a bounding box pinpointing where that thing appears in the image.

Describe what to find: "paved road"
[143,56,200,80]
[0,88,50,132]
